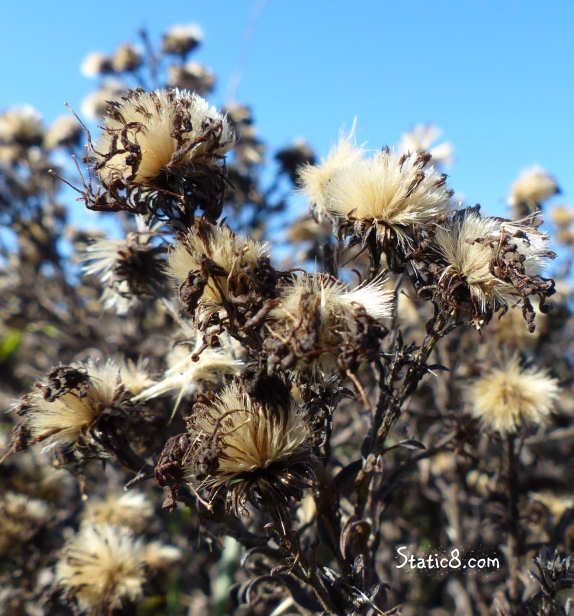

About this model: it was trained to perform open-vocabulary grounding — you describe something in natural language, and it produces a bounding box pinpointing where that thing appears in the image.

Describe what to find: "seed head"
[23,358,152,448]
[298,130,364,219]
[398,124,454,168]
[509,166,560,215]
[167,62,216,96]
[44,115,82,150]
[94,88,233,187]
[81,79,125,120]
[80,51,113,77]
[0,106,44,147]
[112,43,142,73]
[161,23,204,56]
[466,354,560,434]
[268,273,392,373]
[81,217,165,314]
[82,492,154,532]
[56,524,146,613]
[0,492,50,557]
[550,205,574,228]
[325,149,453,239]
[433,208,554,327]
[185,382,312,514]
[167,220,269,317]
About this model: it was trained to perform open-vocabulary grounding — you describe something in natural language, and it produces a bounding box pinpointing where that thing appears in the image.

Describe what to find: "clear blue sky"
[2,0,573,223]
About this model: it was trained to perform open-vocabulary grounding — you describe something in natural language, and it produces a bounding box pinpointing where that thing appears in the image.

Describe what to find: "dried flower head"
[276,138,316,184]
[531,492,574,520]
[140,541,182,570]
[80,51,113,77]
[44,115,82,150]
[112,43,142,73]
[185,382,312,513]
[0,492,50,556]
[466,354,560,434]
[55,524,146,613]
[161,23,204,56]
[81,79,125,120]
[298,131,364,219]
[550,205,574,228]
[22,358,152,449]
[267,273,392,374]
[509,166,560,215]
[91,88,234,220]
[433,208,554,329]
[82,491,154,532]
[81,217,166,314]
[167,62,216,96]
[134,336,243,415]
[324,148,454,243]
[167,220,270,318]
[0,106,44,147]
[398,124,454,168]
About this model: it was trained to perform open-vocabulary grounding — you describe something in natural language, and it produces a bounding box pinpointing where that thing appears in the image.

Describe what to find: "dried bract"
[466,354,560,434]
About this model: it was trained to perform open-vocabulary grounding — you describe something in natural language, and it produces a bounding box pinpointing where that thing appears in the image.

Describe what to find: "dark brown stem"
[505,433,522,612]
[267,507,345,616]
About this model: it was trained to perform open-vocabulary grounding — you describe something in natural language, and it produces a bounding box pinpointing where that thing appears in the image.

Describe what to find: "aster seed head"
[90,88,234,222]
[466,354,560,434]
[184,382,313,515]
[167,219,271,321]
[432,207,555,330]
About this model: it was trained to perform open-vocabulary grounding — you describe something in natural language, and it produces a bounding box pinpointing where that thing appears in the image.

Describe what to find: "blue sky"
[2,0,573,225]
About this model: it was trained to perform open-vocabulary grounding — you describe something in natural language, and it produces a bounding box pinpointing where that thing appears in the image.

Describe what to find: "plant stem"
[505,433,522,612]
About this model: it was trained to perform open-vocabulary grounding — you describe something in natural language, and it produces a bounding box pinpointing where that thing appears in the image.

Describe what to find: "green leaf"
[0,329,21,361]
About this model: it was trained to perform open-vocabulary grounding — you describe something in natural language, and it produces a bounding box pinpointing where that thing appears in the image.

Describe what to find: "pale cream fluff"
[133,336,243,414]
[167,223,269,313]
[186,383,309,492]
[56,524,146,612]
[434,210,551,312]
[466,354,560,434]
[509,166,560,208]
[298,131,364,218]
[398,124,454,168]
[324,149,453,235]
[94,88,234,187]
[26,358,152,447]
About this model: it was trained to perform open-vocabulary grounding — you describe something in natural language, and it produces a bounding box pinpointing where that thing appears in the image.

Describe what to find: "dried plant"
[2,20,574,616]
